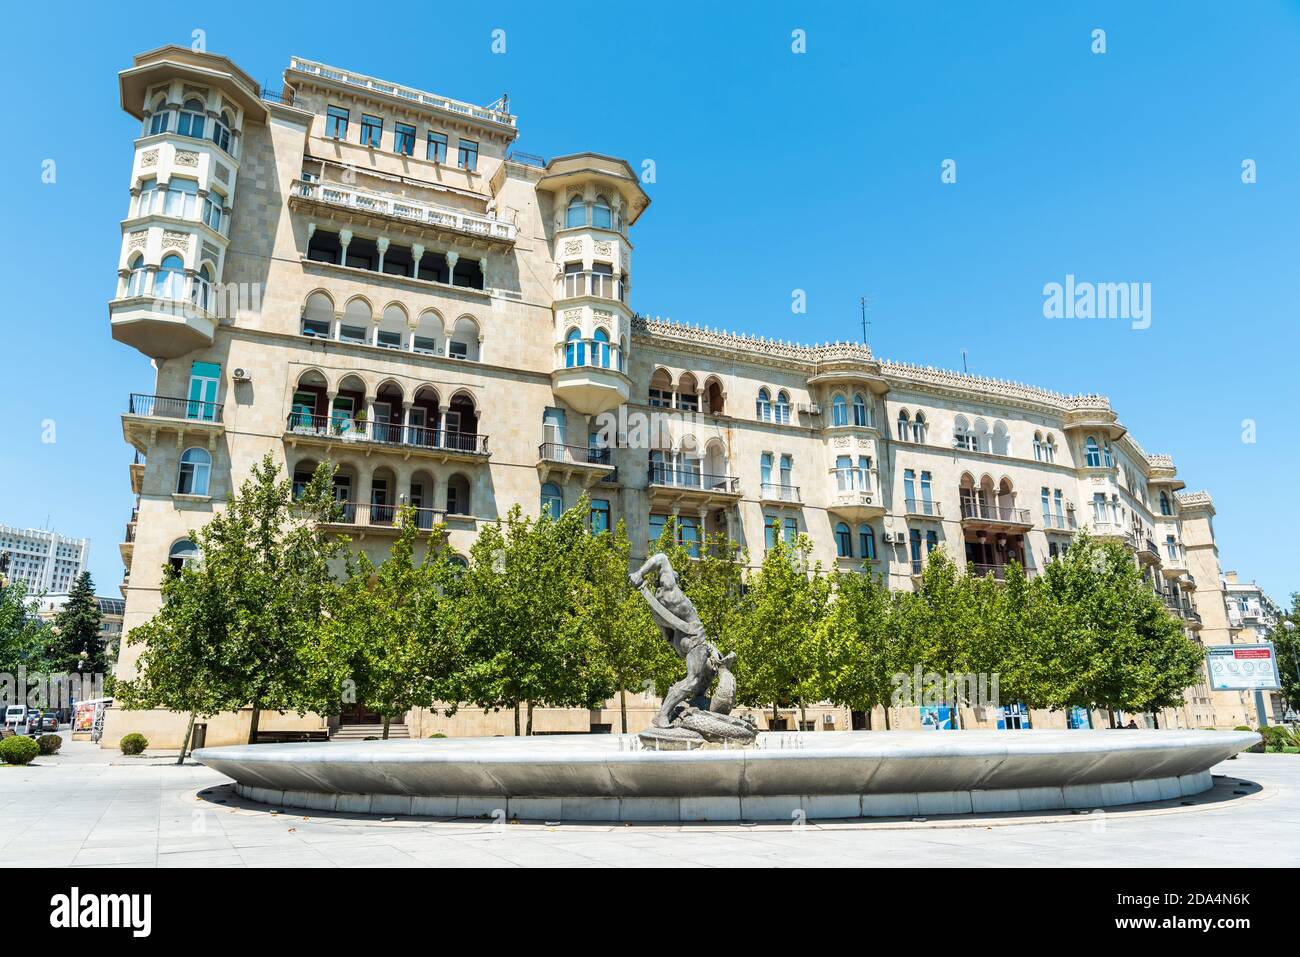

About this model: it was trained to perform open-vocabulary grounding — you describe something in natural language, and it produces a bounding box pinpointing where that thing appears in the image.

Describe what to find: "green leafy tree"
[819,567,900,728]
[0,575,54,676]
[444,502,613,734]
[116,454,344,745]
[1270,596,1300,716]
[731,524,831,728]
[322,507,460,738]
[649,520,747,670]
[51,572,106,677]
[1035,532,1203,725]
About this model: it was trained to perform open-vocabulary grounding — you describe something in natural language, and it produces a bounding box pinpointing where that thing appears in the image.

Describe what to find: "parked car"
[39,713,59,733]
[3,705,27,730]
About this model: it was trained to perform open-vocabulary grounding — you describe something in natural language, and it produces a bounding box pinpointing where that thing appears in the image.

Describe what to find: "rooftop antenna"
[859,295,873,345]
[960,349,969,374]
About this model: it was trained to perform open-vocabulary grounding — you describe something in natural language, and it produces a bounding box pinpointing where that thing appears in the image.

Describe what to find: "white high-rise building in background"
[0,524,90,595]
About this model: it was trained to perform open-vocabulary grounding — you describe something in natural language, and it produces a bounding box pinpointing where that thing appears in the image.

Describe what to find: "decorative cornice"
[1177,490,1214,509]
[632,315,1110,412]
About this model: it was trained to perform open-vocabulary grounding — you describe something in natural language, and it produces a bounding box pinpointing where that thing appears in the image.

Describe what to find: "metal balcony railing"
[1041,512,1074,530]
[128,393,223,423]
[324,502,447,530]
[760,483,801,503]
[647,465,740,493]
[286,413,487,454]
[959,502,1031,525]
[538,443,612,466]
[904,498,942,517]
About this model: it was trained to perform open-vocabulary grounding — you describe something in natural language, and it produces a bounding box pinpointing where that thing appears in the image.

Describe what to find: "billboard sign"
[1206,643,1281,691]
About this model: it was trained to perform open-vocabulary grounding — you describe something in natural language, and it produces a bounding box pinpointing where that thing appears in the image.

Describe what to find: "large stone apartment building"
[106,46,1257,746]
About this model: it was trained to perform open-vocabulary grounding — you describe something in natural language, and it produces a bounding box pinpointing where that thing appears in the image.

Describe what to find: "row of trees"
[0,569,110,679]
[116,455,1209,745]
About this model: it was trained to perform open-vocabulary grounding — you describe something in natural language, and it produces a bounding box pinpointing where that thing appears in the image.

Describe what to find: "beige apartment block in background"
[104,47,1258,747]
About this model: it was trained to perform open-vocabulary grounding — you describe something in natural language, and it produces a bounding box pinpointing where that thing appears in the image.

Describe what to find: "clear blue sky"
[1,1,1296,602]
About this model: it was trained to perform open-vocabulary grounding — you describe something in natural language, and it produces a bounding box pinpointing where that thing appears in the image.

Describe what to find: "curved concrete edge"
[233,768,1215,822]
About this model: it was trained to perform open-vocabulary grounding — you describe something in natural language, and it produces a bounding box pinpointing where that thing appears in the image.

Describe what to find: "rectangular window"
[301,317,330,338]
[764,516,778,550]
[394,122,416,156]
[447,340,469,360]
[203,192,225,232]
[339,324,367,344]
[426,131,447,163]
[360,114,383,148]
[413,335,437,355]
[325,105,349,139]
[187,361,220,421]
[377,330,402,350]
[457,138,478,170]
[590,499,610,535]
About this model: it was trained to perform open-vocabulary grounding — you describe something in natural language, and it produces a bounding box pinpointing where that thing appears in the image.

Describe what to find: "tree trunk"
[772,701,779,729]
[177,712,196,765]
[382,715,391,740]
[526,702,535,736]
[1107,709,1116,729]
[247,705,261,745]
[864,707,873,730]
[1151,712,1159,730]
[619,688,628,735]
[799,701,806,731]
[514,702,521,736]
[884,706,891,730]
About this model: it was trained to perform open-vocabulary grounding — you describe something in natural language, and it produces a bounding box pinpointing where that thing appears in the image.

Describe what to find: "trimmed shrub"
[0,736,41,765]
[119,732,149,756]
[37,734,62,755]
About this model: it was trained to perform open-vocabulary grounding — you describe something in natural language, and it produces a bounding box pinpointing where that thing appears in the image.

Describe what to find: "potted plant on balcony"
[344,411,367,443]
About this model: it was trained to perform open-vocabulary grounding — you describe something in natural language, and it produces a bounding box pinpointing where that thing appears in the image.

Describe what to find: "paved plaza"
[0,739,1295,868]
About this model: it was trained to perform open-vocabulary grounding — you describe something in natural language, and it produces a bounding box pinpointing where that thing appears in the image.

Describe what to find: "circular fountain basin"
[195,729,1258,822]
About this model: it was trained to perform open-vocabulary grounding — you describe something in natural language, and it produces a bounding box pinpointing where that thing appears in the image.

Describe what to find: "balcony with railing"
[290,179,517,244]
[1137,537,1162,567]
[322,502,448,536]
[537,442,616,485]
[551,335,631,415]
[284,412,488,461]
[968,562,1037,582]
[111,271,220,359]
[828,467,884,520]
[959,500,1032,529]
[123,393,224,451]
[759,483,802,505]
[1040,511,1076,531]
[646,464,740,507]
[904,497,943,519]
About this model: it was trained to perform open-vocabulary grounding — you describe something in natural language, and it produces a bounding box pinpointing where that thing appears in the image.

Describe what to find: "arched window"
[593,327,611,368]
[1103,442,1114,468]
[540,482,563,517]
[211,111,232,153]
[148,97,169,135]
[991,421,1010,456]
[858,524,876,561]
[177,98,206,138]
[1159,491,1172,516]
[168,539,198,573]
[954,415,975,451]
[835,522,852,558]
[1033,432,1043,461]
[831,393,848,427]
[1085,436,1102,468]
[852,393,868,427]
[157,254,186,300]
[897,410,911,441]
[774,390,791,424]
[1043,434,1055,463]
[565,195,586,228]
[446,474,471,515]
[756,388,772,422]
[177,447,211,496]
[564,328,584,368]
[592,195,612,229]
[912,411,927,443]
[126,254,148,297]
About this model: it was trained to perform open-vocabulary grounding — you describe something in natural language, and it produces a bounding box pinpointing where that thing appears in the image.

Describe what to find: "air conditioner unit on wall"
[232,368,251,382]
[797,402,822,415]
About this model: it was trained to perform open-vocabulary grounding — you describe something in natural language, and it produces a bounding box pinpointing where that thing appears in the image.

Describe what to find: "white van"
[3,705,27,729]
